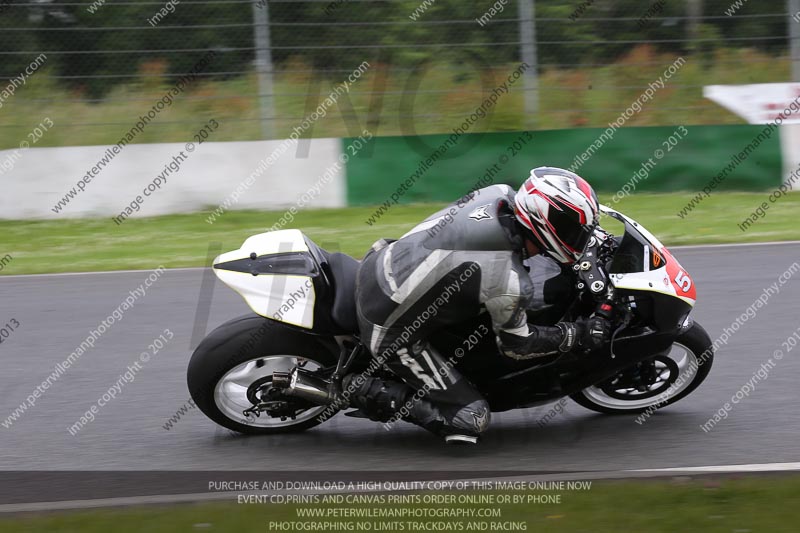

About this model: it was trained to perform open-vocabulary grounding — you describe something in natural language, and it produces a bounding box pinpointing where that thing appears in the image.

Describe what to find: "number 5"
[674,270,692,292]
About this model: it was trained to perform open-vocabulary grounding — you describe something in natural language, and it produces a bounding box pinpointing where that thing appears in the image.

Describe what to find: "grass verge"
[1,192,798,275]
[1,476,800,532]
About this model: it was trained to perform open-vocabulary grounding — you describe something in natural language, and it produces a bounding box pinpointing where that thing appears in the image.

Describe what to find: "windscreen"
[605,214,657,274]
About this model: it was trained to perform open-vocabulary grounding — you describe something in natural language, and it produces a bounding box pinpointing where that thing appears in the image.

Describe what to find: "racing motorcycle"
[188,205,713,435]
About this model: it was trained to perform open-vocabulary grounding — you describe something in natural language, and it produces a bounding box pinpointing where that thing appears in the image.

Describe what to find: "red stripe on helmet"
[518,204,549,250]
[514,202,534,231]
[524,179,536,193]
[573,176,597,210]
[532,189,561,210]
[554,197,587,225]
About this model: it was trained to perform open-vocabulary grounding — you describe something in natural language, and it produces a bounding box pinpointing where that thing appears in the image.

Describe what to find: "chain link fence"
[0,0,798,148]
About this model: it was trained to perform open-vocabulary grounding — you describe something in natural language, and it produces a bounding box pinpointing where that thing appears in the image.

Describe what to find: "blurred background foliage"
[0,0,795,147]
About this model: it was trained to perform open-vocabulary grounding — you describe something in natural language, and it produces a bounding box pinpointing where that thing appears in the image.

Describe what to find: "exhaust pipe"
[272,367,336,405]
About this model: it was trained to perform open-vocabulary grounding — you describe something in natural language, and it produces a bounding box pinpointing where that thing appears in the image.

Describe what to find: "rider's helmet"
[513,166,600,264]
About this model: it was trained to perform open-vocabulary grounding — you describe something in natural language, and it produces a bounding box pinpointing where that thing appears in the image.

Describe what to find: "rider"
[344,167,612,444]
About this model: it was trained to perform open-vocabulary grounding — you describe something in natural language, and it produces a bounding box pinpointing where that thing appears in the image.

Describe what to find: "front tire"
[188,315,340,435]
[571,321,714,414]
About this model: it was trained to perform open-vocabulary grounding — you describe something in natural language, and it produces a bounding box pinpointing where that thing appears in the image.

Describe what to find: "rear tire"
[188,315,340,435]
[571,321,714,415]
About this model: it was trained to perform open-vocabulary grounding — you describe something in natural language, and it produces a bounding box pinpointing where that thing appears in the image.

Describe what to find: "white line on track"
[631,462,800,473]
[2,240,800,280]
[669,240,800,251]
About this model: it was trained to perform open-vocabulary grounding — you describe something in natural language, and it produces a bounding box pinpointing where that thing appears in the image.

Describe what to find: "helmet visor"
[548,205,595,257]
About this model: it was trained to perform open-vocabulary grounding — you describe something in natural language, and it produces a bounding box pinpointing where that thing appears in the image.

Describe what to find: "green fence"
[345,124,782,205]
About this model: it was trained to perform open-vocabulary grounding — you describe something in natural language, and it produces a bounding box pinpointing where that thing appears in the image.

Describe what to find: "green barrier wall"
[344,124,782,205]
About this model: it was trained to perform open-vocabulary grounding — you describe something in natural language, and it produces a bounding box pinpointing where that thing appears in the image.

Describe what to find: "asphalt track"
[1,243,799,485]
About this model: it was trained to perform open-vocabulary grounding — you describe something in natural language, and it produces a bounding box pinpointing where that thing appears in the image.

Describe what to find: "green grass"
[2,476,800,532]
[1,192,798,275]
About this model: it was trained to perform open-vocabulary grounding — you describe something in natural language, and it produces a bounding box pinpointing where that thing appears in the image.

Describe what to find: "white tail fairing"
[213,229,317,328]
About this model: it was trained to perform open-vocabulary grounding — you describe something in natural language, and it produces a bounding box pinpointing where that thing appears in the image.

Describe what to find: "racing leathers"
[347,184,606,441]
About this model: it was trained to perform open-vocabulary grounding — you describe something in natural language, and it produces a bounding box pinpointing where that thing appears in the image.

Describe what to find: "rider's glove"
[573,316,611,352]
[497,318,611,360]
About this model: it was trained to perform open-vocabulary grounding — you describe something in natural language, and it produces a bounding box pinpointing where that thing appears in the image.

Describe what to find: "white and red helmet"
[513,167,600,264]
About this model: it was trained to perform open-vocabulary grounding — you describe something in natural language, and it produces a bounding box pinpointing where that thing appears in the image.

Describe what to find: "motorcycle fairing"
[600,205,697,307]
[213,229,318,329]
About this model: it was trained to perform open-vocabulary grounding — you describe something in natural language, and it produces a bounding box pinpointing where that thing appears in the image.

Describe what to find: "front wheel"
[188,315,340,435]
[570,321,714,414]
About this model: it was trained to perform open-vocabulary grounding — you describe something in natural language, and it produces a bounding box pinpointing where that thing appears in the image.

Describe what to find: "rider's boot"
[341,374,410,422]
[341,374,485,444]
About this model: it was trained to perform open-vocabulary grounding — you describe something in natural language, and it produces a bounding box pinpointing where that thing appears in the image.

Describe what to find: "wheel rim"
[582,342,698,410]
[214,355,328,428]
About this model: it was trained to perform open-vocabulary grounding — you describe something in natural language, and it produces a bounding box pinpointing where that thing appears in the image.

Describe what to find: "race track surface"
[1,243,799,475]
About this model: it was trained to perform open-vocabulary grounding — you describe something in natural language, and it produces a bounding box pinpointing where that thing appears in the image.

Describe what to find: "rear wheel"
[188,315,340,434]
[571,321,713,414]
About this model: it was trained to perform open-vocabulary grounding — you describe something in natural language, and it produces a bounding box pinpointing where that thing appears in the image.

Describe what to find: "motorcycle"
[188,204,713,435]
